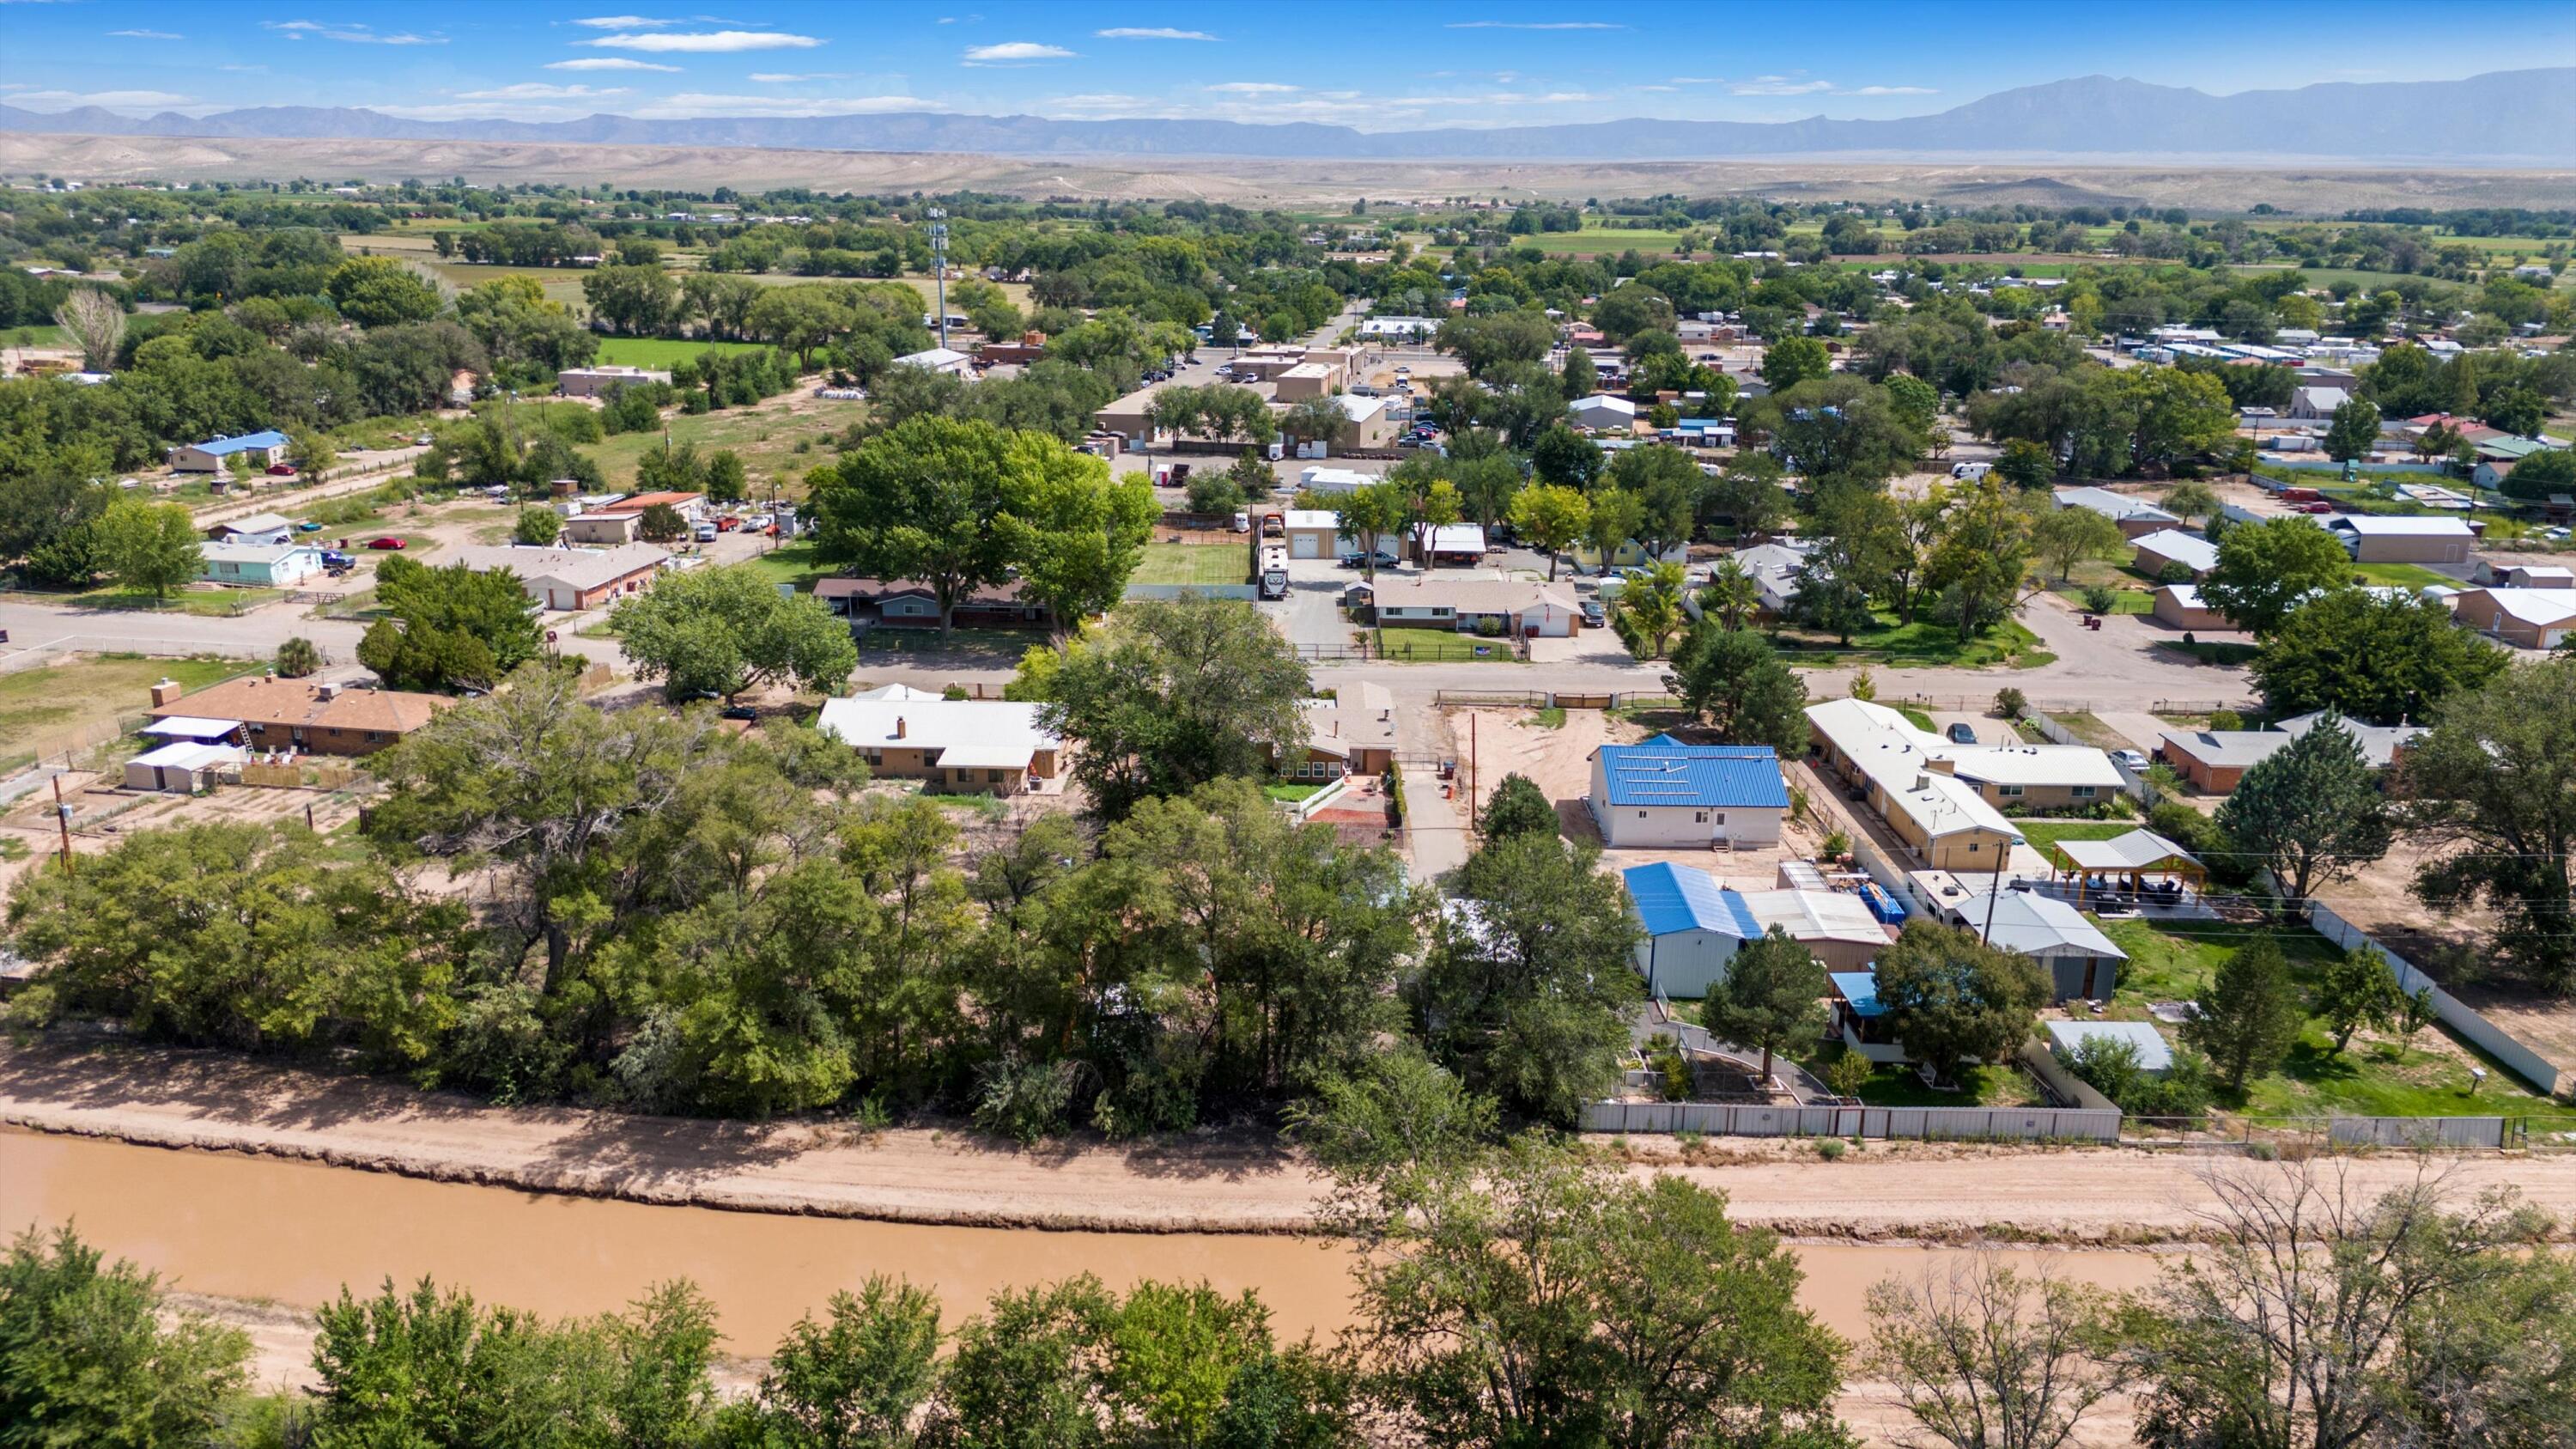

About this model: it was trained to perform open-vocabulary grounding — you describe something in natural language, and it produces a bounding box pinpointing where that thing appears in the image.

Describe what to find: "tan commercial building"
[2328,515,2479,564]
[816,697,1060,795]
[562,510,644,545]
[2152,583,2235,632]
[2449,587,2576,649]
[1273,361,1346,400]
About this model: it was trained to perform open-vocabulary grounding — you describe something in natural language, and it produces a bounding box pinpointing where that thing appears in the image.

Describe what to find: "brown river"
[1,1128,2171,1350]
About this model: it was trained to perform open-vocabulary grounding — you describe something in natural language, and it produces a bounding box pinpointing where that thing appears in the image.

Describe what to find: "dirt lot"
[0,767,365,896]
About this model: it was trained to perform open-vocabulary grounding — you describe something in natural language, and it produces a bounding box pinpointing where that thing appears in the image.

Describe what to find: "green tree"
[1583,486,1646,573]
[2028,502,2128,583]
[1479,771,1559,843]
[934,1277,1116,1449]
[703,449,749,504]
[1604,443,1705,563]
[637,501,688,544]
[2251,590,2506,726]
[2322,397,2383,464]
[1923,482,2031,641]
[94,497,202,600]
[275,635,322,679]
[2403,659,2576,995]
[1041,594,1312,821]
[1506,483,1590,581]
[2485,386,2545,437]
[1762,334,1832,392]
[1866,1251,2113,1449]
[2316,947,2403,1056]
[1874,920,2049,1088]
[1667,624,1810,753]
[2200,515,2356,635]
[1700,558,1759,631]
[612,563,858,704]
[514,503,562,546]
[1102,1282,1274,1446]
[0,1224,250,1446]
[720,1275,941,1448]
[1607,560,1689,660]
[1707,927,1829,1085]
[583,263,681,338]
[2181,938,2302,1091]
[2494,446,2576,502]
[814,415,1014,636]
[1994,437,2055,490]
[1337,481,1407,581]
[2215,714,2394,907]
[1529,425,1605,490]
[2160,478,2221,527]
[358,554,543,691]
[328,255,444,328]
[997,433,1157,637]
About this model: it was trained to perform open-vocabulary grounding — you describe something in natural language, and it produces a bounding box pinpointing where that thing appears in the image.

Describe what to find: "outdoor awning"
[936,744,1037,770]
[141,716,243,740]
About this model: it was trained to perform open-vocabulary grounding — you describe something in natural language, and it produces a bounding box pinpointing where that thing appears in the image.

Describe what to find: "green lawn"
[1894,705,1937,733]
[0,654,251,753]
[2048,581,2156,614]
[1132,542,1249,588]
[2350,562,2455,589]
[1777,618,2050,669]
[2096,918,2576,1122]
[735,540,841,594]
[50,588,283,617]
[1504,224,1697,255]
[2,324,71,350]
[592,337,775,368]
[2017,820,2142,868]
[1373,625,1519,663]
[1262,781,1327,803]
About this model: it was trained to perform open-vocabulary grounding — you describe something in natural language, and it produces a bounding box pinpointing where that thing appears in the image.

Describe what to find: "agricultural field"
[1511,225,1698,255]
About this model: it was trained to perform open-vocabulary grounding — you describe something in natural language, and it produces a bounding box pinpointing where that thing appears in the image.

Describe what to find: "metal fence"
[1582,1100,2123,1142]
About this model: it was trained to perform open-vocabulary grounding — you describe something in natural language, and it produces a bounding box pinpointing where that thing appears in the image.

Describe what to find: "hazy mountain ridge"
[4,70,2570,163]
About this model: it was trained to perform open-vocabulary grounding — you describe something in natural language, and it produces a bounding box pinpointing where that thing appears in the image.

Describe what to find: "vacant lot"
[580,390,863,493]
[1132,542,1248,588]
[0,654,250,758]
[592,338,774,368]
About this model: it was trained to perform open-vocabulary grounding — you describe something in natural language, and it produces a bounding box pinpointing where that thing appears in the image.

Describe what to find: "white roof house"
[816,697,1059,771]
[1803,697,2024,848]
[2130,528,2220,575]
[1282,508,1341,532]
[847,683,947,703]
[1728,541,1816,614]
[1569,394,1639,430]
[2044,1020,2173,1072]
[893,346,975,377]
[2326,515,2476,542]
[453,543,669,610]
[2052,487,2178,528]
[1297,466,1376,495]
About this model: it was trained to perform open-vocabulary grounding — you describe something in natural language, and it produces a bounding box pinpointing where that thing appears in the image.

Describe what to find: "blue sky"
[3,0,2572,131]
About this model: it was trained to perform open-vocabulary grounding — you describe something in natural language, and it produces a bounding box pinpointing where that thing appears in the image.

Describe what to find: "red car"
[367,537,406,550]
[265,463,297,476]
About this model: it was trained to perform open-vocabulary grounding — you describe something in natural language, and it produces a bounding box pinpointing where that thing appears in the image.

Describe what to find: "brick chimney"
[894,716,908,740]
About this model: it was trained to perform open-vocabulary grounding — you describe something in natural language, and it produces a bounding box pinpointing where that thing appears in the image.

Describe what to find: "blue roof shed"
[1623,861,1760,939]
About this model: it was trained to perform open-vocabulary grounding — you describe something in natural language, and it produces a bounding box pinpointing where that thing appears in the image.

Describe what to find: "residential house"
[556,365,671,399]
[1094,384,1167,448]
[1356,315,1440,342]
[811,576,1050,630]
[2129,529,2219,580]
[1935,887,2126,1002]
[891,346,976,378]
[2477,563,2576,589]
[1827,971,1906,1063]
[198,541,325,588]
[598,491,708,526]
[2448,587,2576,649]
[1622,861,1763,997]
[2287,386,2351,420]
[147,676,452,757]
[205,512,295,547]
[1728,541,1816,618]
[1323,392,1398,451]
[2052,486,2180,539]
[1586,736,1789,849]
[1568,394,1639,432]
[1803,698,2026,872]
[1291,682,1397,778]
[454,543,667,612]
[2152,583,2235,632]
[815,697,1060,795]
[2327,514,2478,564]
[168,429,289,473]
[1668,417,1736,447]
[2044,1020,2172,1075]
[1738,887,1895,970]
[562,510,644,545]
[1372,579,1582,636]
[2155,710,2425,793]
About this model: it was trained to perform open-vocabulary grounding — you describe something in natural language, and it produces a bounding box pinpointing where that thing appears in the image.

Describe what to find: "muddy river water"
[1,1127,2171,1349]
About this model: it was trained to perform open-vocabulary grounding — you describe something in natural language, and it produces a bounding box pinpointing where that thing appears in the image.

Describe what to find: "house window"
[1713,813,1726,825]
[861,750,882,766]
[1996,784,2025,798]
[988,770,1006,783]
[1694,811,1709,823]
[1637,811,1648,819]
[2071,785,2097,799]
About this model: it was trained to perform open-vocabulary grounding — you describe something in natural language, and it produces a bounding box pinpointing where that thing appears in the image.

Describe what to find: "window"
[988,770,1006,784]
[1694,811,1709,823]
[1637,811,1648,819]
[861,749,882,766]
[2071,785,2097,799]
[1996,784,2025,798]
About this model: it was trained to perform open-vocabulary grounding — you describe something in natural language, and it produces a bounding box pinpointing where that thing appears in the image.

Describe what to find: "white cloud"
[624,92,930,118]
[963,40,1074,64]
[107,28,183,39]
[456,82,629,100]
[9,88,199,109]
[1205,81,1297,94]
[1844,85,1938,95]
[1095,27,1217,40]
[1637,84,1676,92]
[1731,76,1832,94]
[1444,20,1625,28]
[748,71,848,82]
[1668,76,1723,85]
[544,57,682,70]
[570,14,684,25]
[581,29,823,52]
[262,20,445,44]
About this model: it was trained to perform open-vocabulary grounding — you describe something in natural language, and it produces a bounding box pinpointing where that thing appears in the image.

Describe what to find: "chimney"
[894,715,908,740]
[149,678,184,708]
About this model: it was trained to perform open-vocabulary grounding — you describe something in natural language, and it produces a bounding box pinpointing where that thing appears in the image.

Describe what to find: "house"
[1935,887,2126,1002]
[1356,315,1440,342]
[1827,971,1906,1063]
[811,576,1050,630]
[1412,523,1489,567]
[198,541,326,588]
[1323,393,1398,451]
[1622,861,1764,997]
[976,330,1048,365]
[1094,385,1167,447]
[1587,737,1789,849]
[1668,417,1736,447]
[121,740,245,795]
[598,491,707,525]
[556,365,671,399]
[815,697,1060,795]
[1738,887,1895,970]
[2129,529,2219,580]
[205,512,295,547]
[1803,698,2025,872]
[168,430,289,473]
[2287,386,2350,420]
[2152,583,2235,632]
[1281,509,1344,560]
[454,543,667,612]
[1373,579,1581,636]
[1728,541,1815,618]
[2327,515,2478,564]
[2154,711,2424,793]
[1292,682,1397,777]
[146,677,451,757]
[1568,394,1639,432]
[562,510,644,545]
[2052,486,2179,539]
[2478,563,2576,589]
[891,346,976,378]
[2448,587,2576,650]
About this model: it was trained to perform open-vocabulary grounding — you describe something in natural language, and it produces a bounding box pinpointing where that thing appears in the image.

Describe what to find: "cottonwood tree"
[1604,444,1706,563]
[2403,659,2576,995]
[1866,1250,2112,1449]
[358,555,543,692]
[1339,480,1407,581]
[2201,515,2355,635]
[2322,397,2383,464]
[2252,591,2506,725]
[1707,926,1828,1087]
[93,498,200,600]
[995,432,1157,637]
[612,563,857,705]
[1507,483,1589,581]
[2027,502,2127,583]
[2214,714,2393,907]
[814,414,1015,635]
[53,286,124,371]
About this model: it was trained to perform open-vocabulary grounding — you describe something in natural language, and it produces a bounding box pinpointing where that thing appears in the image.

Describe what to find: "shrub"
[942,684,970,701]
[1820,829,1850,859]
[971,1057,1079,1144]
[1814,1137,1847,1160]
[2208,709,2243,730]
[1646,1035,1691,1102]
[1474,616,1504,637]
[273,636,320,679]
[1993,687,2026,717]
[2081,584,2119,615]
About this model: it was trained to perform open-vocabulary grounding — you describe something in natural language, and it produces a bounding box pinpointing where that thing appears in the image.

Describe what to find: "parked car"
[266,463,296,476]
[1339,548,1400,569]
[2111,748,2150,772]
[319,550,353,569]
[366,537,404,550]
[720,705,759,722]
[1230,512,1250,533]
[1581,600,1606,627]
[1946,721,1979,744]
[694,523,719,542]
[296,521,323,533]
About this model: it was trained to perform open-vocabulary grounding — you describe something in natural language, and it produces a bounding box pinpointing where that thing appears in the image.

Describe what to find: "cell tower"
[928,208,949,350]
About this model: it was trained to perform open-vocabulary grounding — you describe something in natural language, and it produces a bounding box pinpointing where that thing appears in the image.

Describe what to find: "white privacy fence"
[2301,900,2567,1099]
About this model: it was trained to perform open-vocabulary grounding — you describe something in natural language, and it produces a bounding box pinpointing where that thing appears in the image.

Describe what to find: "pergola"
[2053,829,2205,908]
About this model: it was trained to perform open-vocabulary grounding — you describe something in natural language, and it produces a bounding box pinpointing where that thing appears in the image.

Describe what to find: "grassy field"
[1373,625,1519,663]
[2350,562,2455,589]
[1132,542,1248,588]
[592,338,774,368]
[2228,265,2435,293]
[0,654,250,753]
[580,395,862,493]
[2,324,71,350]
[734,539,841,594]
[43,587,283,618]
[2048,581,2155,614]
[1512,225,1697,255]
[1777,618,2051,670]
[2099,917,2576,1122]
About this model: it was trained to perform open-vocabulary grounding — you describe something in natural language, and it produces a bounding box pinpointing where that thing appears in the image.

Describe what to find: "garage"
[1283,508,1340,561]
[1291,533,1322,559]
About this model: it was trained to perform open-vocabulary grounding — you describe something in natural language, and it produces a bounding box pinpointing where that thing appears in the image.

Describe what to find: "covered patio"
[2049,828,2208,915]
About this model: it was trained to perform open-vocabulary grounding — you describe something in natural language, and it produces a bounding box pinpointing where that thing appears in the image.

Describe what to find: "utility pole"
[927,208,949,351]
[52,774,71,875]
[1469,712,1478,831]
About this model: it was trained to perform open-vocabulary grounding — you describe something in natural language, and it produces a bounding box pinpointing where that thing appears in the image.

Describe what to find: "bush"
[1646,1035,1691,1102]
[1994,687,2026,717]
[2081,584,2119,615]
[942,684,969,701]
[1814,1136,1846,1160]
[1820,829,1850,859]
[2208,709,2243,731]
[1474,616,1504,637]
[971,1056,1079,1144]
[274,636,320,679]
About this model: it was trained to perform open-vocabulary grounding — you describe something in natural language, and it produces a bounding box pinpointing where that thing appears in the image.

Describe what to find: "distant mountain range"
[6,70,2572,164]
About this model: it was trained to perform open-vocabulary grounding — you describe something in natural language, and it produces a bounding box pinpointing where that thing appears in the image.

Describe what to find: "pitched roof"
[1592,741,1789,809]
[2056,829,2198,872]
[815,697,1058,766]
[200,541,322,567]
[2052,486,2178,525]
[1740,887,1893,946]
[210,512,293,536]
[2328,514,2474,537]
[2044,1020,2172,1070]
[1388,579,1579,614]
[454,543,668,592]
[2131,528,2219,573]
[149,676,452,735]
[1947,889,2128,960]
[1623,862,1761,939]
[2454,587,2576,627]
[1829,971,1886,1017]
[191,429,289,454]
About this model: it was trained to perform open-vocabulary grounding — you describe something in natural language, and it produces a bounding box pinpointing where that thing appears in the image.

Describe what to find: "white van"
[1951,461,1994,480]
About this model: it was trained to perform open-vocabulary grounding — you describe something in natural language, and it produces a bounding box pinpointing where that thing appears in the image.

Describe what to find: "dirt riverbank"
[6,1044,2574,1242]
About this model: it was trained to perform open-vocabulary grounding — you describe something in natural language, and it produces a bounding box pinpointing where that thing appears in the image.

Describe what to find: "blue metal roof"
[1623,861,1760,939]
[1829,971,1886,1017]
[1595,742,1789,809]
[197,430,289,455]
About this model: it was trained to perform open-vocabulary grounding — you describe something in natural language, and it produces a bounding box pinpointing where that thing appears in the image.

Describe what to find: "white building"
[1587,736,1789,849]
[1569,394,1639,431]
[891,346,976,378]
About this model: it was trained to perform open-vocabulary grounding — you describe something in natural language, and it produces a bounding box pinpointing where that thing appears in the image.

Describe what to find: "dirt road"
[8,1044,2572,1243]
